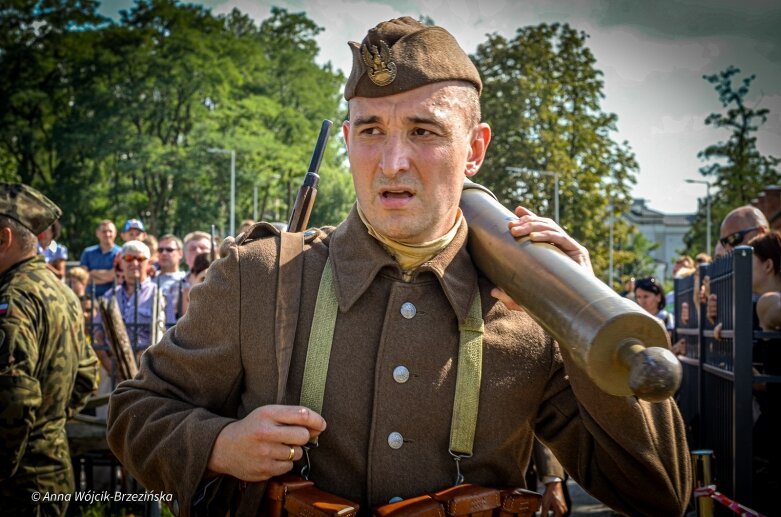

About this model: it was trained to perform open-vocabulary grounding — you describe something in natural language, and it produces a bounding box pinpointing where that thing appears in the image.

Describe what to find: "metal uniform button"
[388,432,404,449]
[400,302,416,319]
[393,366,410,384]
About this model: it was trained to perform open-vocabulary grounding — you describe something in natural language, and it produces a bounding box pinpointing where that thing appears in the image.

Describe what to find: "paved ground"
[567,479,615,516]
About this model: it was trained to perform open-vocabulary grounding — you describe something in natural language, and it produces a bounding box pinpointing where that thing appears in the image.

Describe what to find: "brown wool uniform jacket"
[107,208,691,517]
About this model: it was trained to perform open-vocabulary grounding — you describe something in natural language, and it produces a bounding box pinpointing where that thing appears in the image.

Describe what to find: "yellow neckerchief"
[357,203,463,282]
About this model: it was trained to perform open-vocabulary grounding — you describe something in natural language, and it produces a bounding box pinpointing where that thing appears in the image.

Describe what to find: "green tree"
[473,23,638,282]
[0,2,352,253]
[612,231,660,285]
[0,0,108,248]
[685,66,780,253]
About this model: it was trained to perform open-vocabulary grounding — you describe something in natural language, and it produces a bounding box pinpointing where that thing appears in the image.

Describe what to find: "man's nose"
[379,134,410,177]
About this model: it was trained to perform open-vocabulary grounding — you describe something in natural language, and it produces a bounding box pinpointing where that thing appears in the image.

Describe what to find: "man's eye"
[360,127,382,135]
[412,128,433,136]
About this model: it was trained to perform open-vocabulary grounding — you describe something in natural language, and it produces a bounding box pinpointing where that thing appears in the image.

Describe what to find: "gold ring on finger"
[287,446,295,462]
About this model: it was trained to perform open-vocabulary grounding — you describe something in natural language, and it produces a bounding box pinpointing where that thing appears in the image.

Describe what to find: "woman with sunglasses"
[634,277,674,339]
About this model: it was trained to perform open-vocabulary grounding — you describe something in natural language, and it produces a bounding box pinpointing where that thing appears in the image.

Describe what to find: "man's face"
[185,238,211,269]
[720,216,762,252]
[97,223,117,247]
[122,253,148,283]
[343,82,490,244]
[122,228,145,242]
[158,238,182,271]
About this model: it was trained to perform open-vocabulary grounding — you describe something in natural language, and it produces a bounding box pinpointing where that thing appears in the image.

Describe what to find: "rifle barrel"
[287,120,332,232]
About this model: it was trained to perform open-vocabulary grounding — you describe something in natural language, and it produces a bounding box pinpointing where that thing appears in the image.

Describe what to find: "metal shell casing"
[460,180,680,401]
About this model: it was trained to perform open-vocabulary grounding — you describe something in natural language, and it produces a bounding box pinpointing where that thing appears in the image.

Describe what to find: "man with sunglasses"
[156,234,186,326]
[704,205,770,323]
[719,205,769,251]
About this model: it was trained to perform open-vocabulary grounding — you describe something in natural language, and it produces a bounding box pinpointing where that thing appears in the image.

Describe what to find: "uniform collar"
[0,255,44,282]
[329,205,479,323]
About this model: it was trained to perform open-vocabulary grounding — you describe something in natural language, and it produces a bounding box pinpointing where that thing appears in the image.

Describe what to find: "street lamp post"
[506,167,560,224]
[208,148,236,236]
[685,179,713,254]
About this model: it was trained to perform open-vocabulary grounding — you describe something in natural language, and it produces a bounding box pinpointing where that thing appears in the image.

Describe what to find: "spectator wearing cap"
[94,240,165,363]
[80,220,122,297]
[121,218,147,243]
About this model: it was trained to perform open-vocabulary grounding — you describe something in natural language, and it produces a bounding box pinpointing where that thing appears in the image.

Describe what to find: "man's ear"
[0,227,13,252]
[465,123,491,178]
[342,120,351,153]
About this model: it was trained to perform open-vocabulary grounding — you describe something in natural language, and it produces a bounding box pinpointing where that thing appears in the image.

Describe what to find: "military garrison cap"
[0,183,61,235]
[344,16,482,100]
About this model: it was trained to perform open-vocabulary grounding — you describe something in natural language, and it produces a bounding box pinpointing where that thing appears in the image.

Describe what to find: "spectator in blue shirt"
[37,220,68,279]
[80,219,121,297]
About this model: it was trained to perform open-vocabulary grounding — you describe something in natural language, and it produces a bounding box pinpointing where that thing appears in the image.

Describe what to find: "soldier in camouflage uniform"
[0,183,99,516]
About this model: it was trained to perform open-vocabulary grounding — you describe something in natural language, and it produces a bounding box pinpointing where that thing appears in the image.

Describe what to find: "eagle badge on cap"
[361,41,396,86]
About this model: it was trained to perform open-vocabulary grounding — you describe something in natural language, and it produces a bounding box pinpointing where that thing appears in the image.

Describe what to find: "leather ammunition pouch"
[373,483,541,517]
[494,488,541,517]
[259,477,540,517]
[259,474,359,517]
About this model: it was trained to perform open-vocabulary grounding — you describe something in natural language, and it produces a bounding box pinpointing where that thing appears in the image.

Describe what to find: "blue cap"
[122,218,145,233]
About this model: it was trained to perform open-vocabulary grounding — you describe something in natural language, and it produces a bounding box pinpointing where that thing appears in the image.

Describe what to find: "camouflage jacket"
[0,255,98,501]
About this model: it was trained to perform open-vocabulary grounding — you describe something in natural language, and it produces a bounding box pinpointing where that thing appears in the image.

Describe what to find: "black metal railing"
[674,245,781,514]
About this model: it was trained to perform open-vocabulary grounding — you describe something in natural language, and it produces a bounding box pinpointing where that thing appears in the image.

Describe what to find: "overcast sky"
[101,0,781,215]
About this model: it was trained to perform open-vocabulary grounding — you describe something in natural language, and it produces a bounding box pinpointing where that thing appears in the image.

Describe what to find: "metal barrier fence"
[674,245,781,514]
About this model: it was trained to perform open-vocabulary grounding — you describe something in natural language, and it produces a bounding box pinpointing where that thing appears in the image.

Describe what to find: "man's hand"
[492,206,592,311]
[671,338,687,357]
[508,206,592,273]
[540,481,568,517]
[207,405,327,482]
[707,293,718,324]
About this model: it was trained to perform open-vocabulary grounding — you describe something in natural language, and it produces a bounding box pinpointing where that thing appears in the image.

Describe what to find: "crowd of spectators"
[37,217,229,413]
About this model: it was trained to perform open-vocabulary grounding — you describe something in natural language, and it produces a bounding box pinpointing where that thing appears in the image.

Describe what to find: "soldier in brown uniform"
[0,184,99,516]
[107,17,691,517]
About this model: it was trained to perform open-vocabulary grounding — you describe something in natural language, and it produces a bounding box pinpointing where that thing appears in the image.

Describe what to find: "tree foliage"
[473,23,638,282]
[684,66,780,254]
[0,1,351,254]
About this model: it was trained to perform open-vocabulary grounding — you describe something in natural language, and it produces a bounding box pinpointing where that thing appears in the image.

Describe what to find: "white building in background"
[623,199,695,279]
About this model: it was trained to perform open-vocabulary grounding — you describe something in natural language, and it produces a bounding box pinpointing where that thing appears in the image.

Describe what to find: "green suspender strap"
[300,256,485,483]
[449,290,484,484]
[299,257,339,446]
